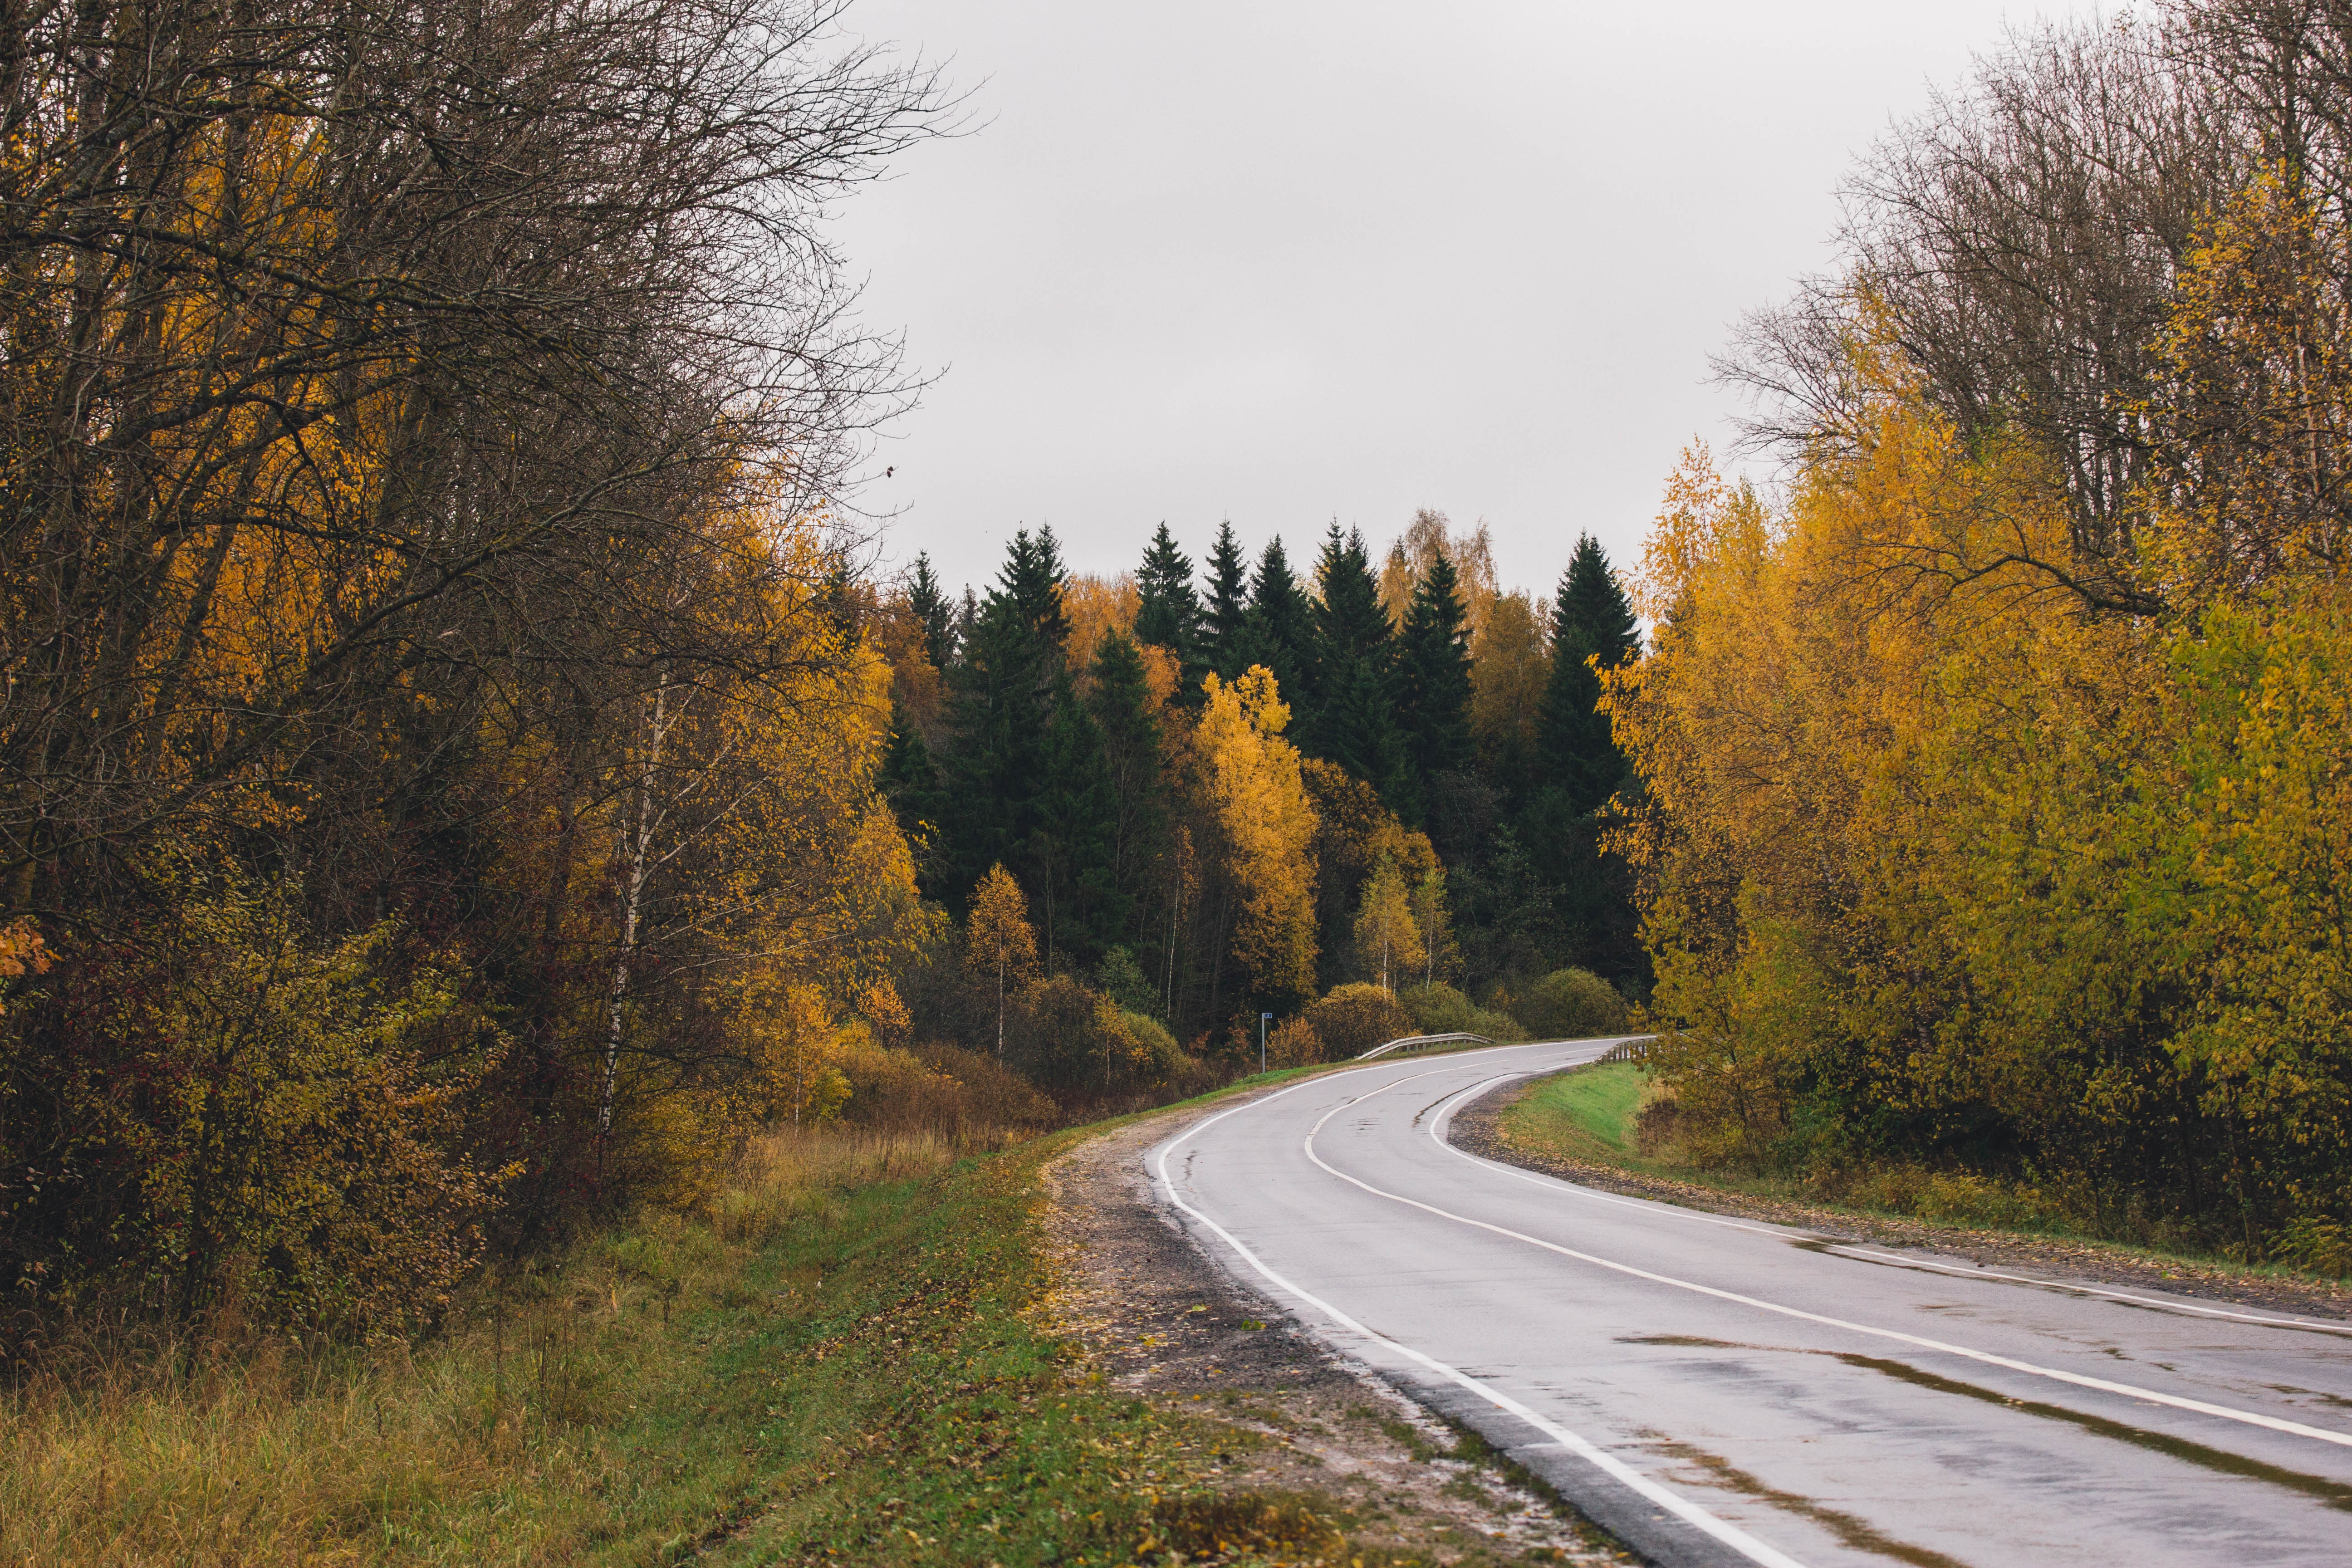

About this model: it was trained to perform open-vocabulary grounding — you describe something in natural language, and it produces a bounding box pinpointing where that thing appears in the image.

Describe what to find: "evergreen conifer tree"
[908,552,955,670]
[1233,537,1317,710]
[937,529,1072,905]
[953,586,981,657]
[1134,524,1202,662]
[1003,525,1072,657]
[1085,628,1168,944]
[1392,553,1475,813]
[1303,524,1406,801]
[1201,521,1251,682]
[1032,672,1125,969]
[878,698,943,872]
[1536,534,1640,815]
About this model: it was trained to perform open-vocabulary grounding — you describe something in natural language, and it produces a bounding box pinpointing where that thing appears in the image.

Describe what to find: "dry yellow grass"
[0,1124,1000,1567]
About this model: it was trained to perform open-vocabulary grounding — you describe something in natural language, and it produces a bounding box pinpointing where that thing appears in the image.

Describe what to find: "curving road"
[1148,1039,2352,1568]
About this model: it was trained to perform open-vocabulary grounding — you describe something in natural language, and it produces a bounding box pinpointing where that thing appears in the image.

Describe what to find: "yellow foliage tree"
[1192,669,1320,1005]
[967,864,1040,1058]
[1378,510,1500,641]
[1411,867,1454,990]
[1352,857,1424,991]
[1469,590,1551,783]
[1062,573,1143,676]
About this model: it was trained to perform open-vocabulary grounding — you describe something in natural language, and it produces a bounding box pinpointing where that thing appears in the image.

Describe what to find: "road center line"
[1290,1074,2352,1452]
[1154,1067,1812,1568]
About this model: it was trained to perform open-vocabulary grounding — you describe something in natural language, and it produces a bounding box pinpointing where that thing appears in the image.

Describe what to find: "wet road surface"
[1148,1039,2352,1567]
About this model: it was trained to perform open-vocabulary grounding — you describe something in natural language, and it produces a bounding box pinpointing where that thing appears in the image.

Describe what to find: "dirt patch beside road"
[1039,1104,1641,1567]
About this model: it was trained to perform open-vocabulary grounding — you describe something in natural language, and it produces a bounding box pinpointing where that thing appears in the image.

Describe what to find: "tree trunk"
[600,680,674,1151]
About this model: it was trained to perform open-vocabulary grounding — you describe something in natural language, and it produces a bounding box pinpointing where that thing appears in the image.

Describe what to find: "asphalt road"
[1149,1039,2352,1568]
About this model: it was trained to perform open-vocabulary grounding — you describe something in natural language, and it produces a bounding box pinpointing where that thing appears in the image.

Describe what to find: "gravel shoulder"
[1038,1102,1642,1567]
[1457,1075,2352,1324]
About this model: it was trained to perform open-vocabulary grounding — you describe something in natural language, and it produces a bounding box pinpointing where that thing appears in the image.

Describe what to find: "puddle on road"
[2269,1384,2352,1412]
[1613,1332,2352,1514]
[1644,1433,1976,1568]
[1778,1238,2352,1339]
[1832,1352,2352,1512]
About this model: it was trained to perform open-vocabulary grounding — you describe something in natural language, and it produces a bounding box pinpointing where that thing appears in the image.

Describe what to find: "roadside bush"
[1509,967,1630,1039]
[1119,1010,1191,1086]
[1,876,504,1339]
[2272,1217,2352,1279]
[1302,984,1412,1058]
[1265,1017,1324,1068]
[1398,983,1529,1043]
[1008,978,1198,1102]
[837,1040,1058,1139]
[1097,948,1162,1016]
[1009,977,1128,1097]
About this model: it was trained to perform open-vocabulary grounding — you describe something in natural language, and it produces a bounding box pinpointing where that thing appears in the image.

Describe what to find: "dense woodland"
[1627,3,2352,1271]
[0,0,1636,1346]
[10,0,2352,1357]
[871,513,1643,1066]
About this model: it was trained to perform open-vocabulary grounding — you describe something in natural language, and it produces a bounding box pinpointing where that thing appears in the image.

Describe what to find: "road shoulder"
[1041,1106,1641,1566]
[1455,1071,2352,1324]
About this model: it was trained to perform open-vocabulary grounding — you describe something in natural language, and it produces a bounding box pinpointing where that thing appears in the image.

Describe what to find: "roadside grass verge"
[5,1069,1580,1567]
[1,1126,992,1567]
[1497,1064,2352,1293]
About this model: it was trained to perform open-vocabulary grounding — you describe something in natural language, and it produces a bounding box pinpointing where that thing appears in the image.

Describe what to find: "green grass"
[9,1068,1588,1568]
[1497,1065,2352,1293]
[1512,1063,1646,1153]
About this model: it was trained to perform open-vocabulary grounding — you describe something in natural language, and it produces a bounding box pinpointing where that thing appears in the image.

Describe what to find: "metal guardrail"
[1354,1031,1656,1063]
[1355,1031,1496,1061]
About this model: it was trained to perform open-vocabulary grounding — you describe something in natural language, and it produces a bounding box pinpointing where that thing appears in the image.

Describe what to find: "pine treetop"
[995,526,1072,654]
[1537,534,1636,815]
[1240,537,1315,700]
[908,551,954,670]
[1204,522,1250,671]
[1551,534,1639,668]
[1134,523,1201,657]
[1312,524,1391,663]
[1394,553,1476,798]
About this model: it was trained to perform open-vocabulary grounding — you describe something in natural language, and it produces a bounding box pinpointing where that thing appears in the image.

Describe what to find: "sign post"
[1260,1011,1272,1075]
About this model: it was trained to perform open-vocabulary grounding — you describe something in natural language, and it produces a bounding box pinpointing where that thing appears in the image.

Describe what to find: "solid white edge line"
[1289,1078,2352,1452]
[1427,1079,2352,1339]
[1153,1054,1813,1568]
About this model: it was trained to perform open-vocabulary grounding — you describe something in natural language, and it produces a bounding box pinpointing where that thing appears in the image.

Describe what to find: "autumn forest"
[9,0,2352,1392]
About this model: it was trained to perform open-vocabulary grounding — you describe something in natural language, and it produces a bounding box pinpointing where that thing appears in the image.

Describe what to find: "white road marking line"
[1430,1073,2352,1339]
[1292,1073,2352,1452]
[1154,1069,1813,1568]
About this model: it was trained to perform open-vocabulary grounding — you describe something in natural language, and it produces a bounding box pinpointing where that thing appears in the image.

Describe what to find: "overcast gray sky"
[834,0,2104,600]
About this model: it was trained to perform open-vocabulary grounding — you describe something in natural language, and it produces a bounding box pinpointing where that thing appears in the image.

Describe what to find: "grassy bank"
[2,1070,1570,1567]
[1499,1064,2352,1291]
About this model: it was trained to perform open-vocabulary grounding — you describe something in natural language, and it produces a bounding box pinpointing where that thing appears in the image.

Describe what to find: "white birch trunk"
[600,680,673,1138]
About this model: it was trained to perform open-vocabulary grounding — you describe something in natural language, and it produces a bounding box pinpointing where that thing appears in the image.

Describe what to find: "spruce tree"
[1536,534,1640,816]
[1303,524,1406,801]
[1392,553,1475,808]
[877,698,943,864]
[936,529,1070,905]
[1032,672,1125,969]
[1086,628,1168,942]
[953,586,980,653]
[1560,532,1640,669]
[1134,524,1202,663]
[1233,537,1317,711]
[908,552,955,670]
[1002,525,1072,657]
[1201,521,1251,681]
